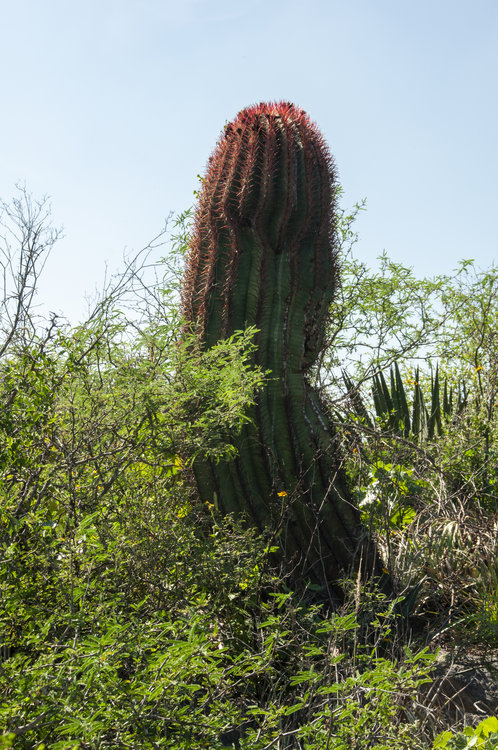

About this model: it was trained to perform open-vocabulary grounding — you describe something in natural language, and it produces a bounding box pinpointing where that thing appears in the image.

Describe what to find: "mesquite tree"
[182,102,383,600]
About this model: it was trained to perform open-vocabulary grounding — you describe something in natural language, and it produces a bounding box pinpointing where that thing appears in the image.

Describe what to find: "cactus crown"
[182,101,338,363]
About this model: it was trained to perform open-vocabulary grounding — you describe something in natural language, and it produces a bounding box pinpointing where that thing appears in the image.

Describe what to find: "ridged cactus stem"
[183,102,382,600]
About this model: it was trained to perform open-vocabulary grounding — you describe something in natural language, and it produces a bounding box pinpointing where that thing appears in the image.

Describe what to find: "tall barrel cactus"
[182,102,380,600]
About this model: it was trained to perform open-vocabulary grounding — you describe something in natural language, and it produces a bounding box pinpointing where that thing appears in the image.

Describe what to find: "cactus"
[182,102,382,601]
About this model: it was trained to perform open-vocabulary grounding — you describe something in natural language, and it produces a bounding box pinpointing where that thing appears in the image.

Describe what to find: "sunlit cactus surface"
[183,102,381,600]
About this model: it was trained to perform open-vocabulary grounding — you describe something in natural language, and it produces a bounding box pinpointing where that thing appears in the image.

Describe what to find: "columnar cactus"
[183,102,381,600]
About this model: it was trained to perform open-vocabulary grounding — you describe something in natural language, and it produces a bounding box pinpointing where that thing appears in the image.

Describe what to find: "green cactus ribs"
[182,101,384,602]
[183,101,336,360]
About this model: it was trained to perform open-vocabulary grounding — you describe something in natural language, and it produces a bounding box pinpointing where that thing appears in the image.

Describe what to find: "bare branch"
[0,185,62,357]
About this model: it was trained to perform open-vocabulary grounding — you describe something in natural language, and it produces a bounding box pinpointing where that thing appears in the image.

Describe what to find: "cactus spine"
[183,102,379,600]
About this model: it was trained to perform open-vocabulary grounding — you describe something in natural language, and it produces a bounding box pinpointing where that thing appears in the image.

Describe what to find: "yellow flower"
[277,491,288,497]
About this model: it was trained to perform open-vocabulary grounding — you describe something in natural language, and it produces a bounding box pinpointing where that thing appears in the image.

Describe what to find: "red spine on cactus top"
[182,101,338,364]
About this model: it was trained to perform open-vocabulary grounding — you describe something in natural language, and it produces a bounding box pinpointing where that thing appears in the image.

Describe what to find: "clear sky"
[2,0,497,323]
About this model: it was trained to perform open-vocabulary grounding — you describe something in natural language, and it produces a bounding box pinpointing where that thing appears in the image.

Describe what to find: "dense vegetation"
[0,189,496,748]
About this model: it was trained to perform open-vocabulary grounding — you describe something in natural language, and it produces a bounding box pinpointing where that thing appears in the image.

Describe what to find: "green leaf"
[433,730,452,747]
[478,717,498,737]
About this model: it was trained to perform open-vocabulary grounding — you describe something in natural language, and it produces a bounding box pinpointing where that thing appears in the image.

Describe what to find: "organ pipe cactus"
[182,102,382,600]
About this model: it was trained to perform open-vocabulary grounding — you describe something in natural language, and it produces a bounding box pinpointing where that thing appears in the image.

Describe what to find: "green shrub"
[1,189,496,748]
[434,717,498,749]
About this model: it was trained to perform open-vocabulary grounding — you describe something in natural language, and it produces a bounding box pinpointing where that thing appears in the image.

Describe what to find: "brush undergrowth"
[0,191,496,748]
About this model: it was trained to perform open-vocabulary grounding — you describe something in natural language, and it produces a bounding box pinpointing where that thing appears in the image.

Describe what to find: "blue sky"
[2,0,497,323]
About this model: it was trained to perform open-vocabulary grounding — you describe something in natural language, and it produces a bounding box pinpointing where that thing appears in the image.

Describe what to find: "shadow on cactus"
[182,102,387,603]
